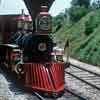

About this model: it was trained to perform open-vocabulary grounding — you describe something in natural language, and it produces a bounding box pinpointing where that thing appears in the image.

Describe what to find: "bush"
[85,12,100,35]
[68,6,89,22]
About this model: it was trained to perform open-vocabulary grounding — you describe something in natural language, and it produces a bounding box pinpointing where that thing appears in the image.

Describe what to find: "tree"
[85,13,100,35]
[52,12,67,32]
[68,0,91,22]
[71,0,91,8]
[91,0,100,9]
[68,6,89,22]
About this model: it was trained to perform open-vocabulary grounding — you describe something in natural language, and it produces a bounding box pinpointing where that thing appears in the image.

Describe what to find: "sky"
[49,0,72,16]
[0,0,29,14]
[0,0,72,16]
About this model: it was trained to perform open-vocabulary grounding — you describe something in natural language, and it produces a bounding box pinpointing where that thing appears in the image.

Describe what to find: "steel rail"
[65,88,88,100]
[34,92,46,100]
[65,71,100,90]
[70,63,100,77]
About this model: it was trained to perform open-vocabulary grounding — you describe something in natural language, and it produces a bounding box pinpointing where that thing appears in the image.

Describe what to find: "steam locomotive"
[0,6,69,97]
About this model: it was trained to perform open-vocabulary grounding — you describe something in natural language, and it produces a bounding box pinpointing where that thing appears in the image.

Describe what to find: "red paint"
[24,63,64,92]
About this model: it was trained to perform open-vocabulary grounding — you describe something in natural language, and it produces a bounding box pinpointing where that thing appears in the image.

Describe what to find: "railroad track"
[1,62,100,100]
[33,92,47,100]
[65,63,100,100]
[33,89,88,100]
[0,64,88,100]
[0,66,43,100]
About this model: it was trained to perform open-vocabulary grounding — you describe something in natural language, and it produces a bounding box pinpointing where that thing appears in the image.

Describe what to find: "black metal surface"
[23,0,54,20]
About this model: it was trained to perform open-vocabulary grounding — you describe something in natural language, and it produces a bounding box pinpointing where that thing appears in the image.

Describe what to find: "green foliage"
[71,0,91,8]
[91,0,100,9]
[85,15,94,35]
[68,6,89,22]
[54,9,100,66]
[69,0,90,22]
[84,12,100,35]
[52,13,66,33]
[73,24,100,65]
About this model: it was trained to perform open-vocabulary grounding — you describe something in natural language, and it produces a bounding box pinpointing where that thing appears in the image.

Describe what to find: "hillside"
[54,9,100,66]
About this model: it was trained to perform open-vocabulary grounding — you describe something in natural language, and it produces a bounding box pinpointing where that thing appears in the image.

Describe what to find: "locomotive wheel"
[52,91,64,98]
[38,91,64,98]
[43,92,55,98]
[52,93,59,98]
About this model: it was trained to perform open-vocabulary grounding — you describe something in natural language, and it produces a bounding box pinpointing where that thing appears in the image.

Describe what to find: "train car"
[0,6,70,97]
